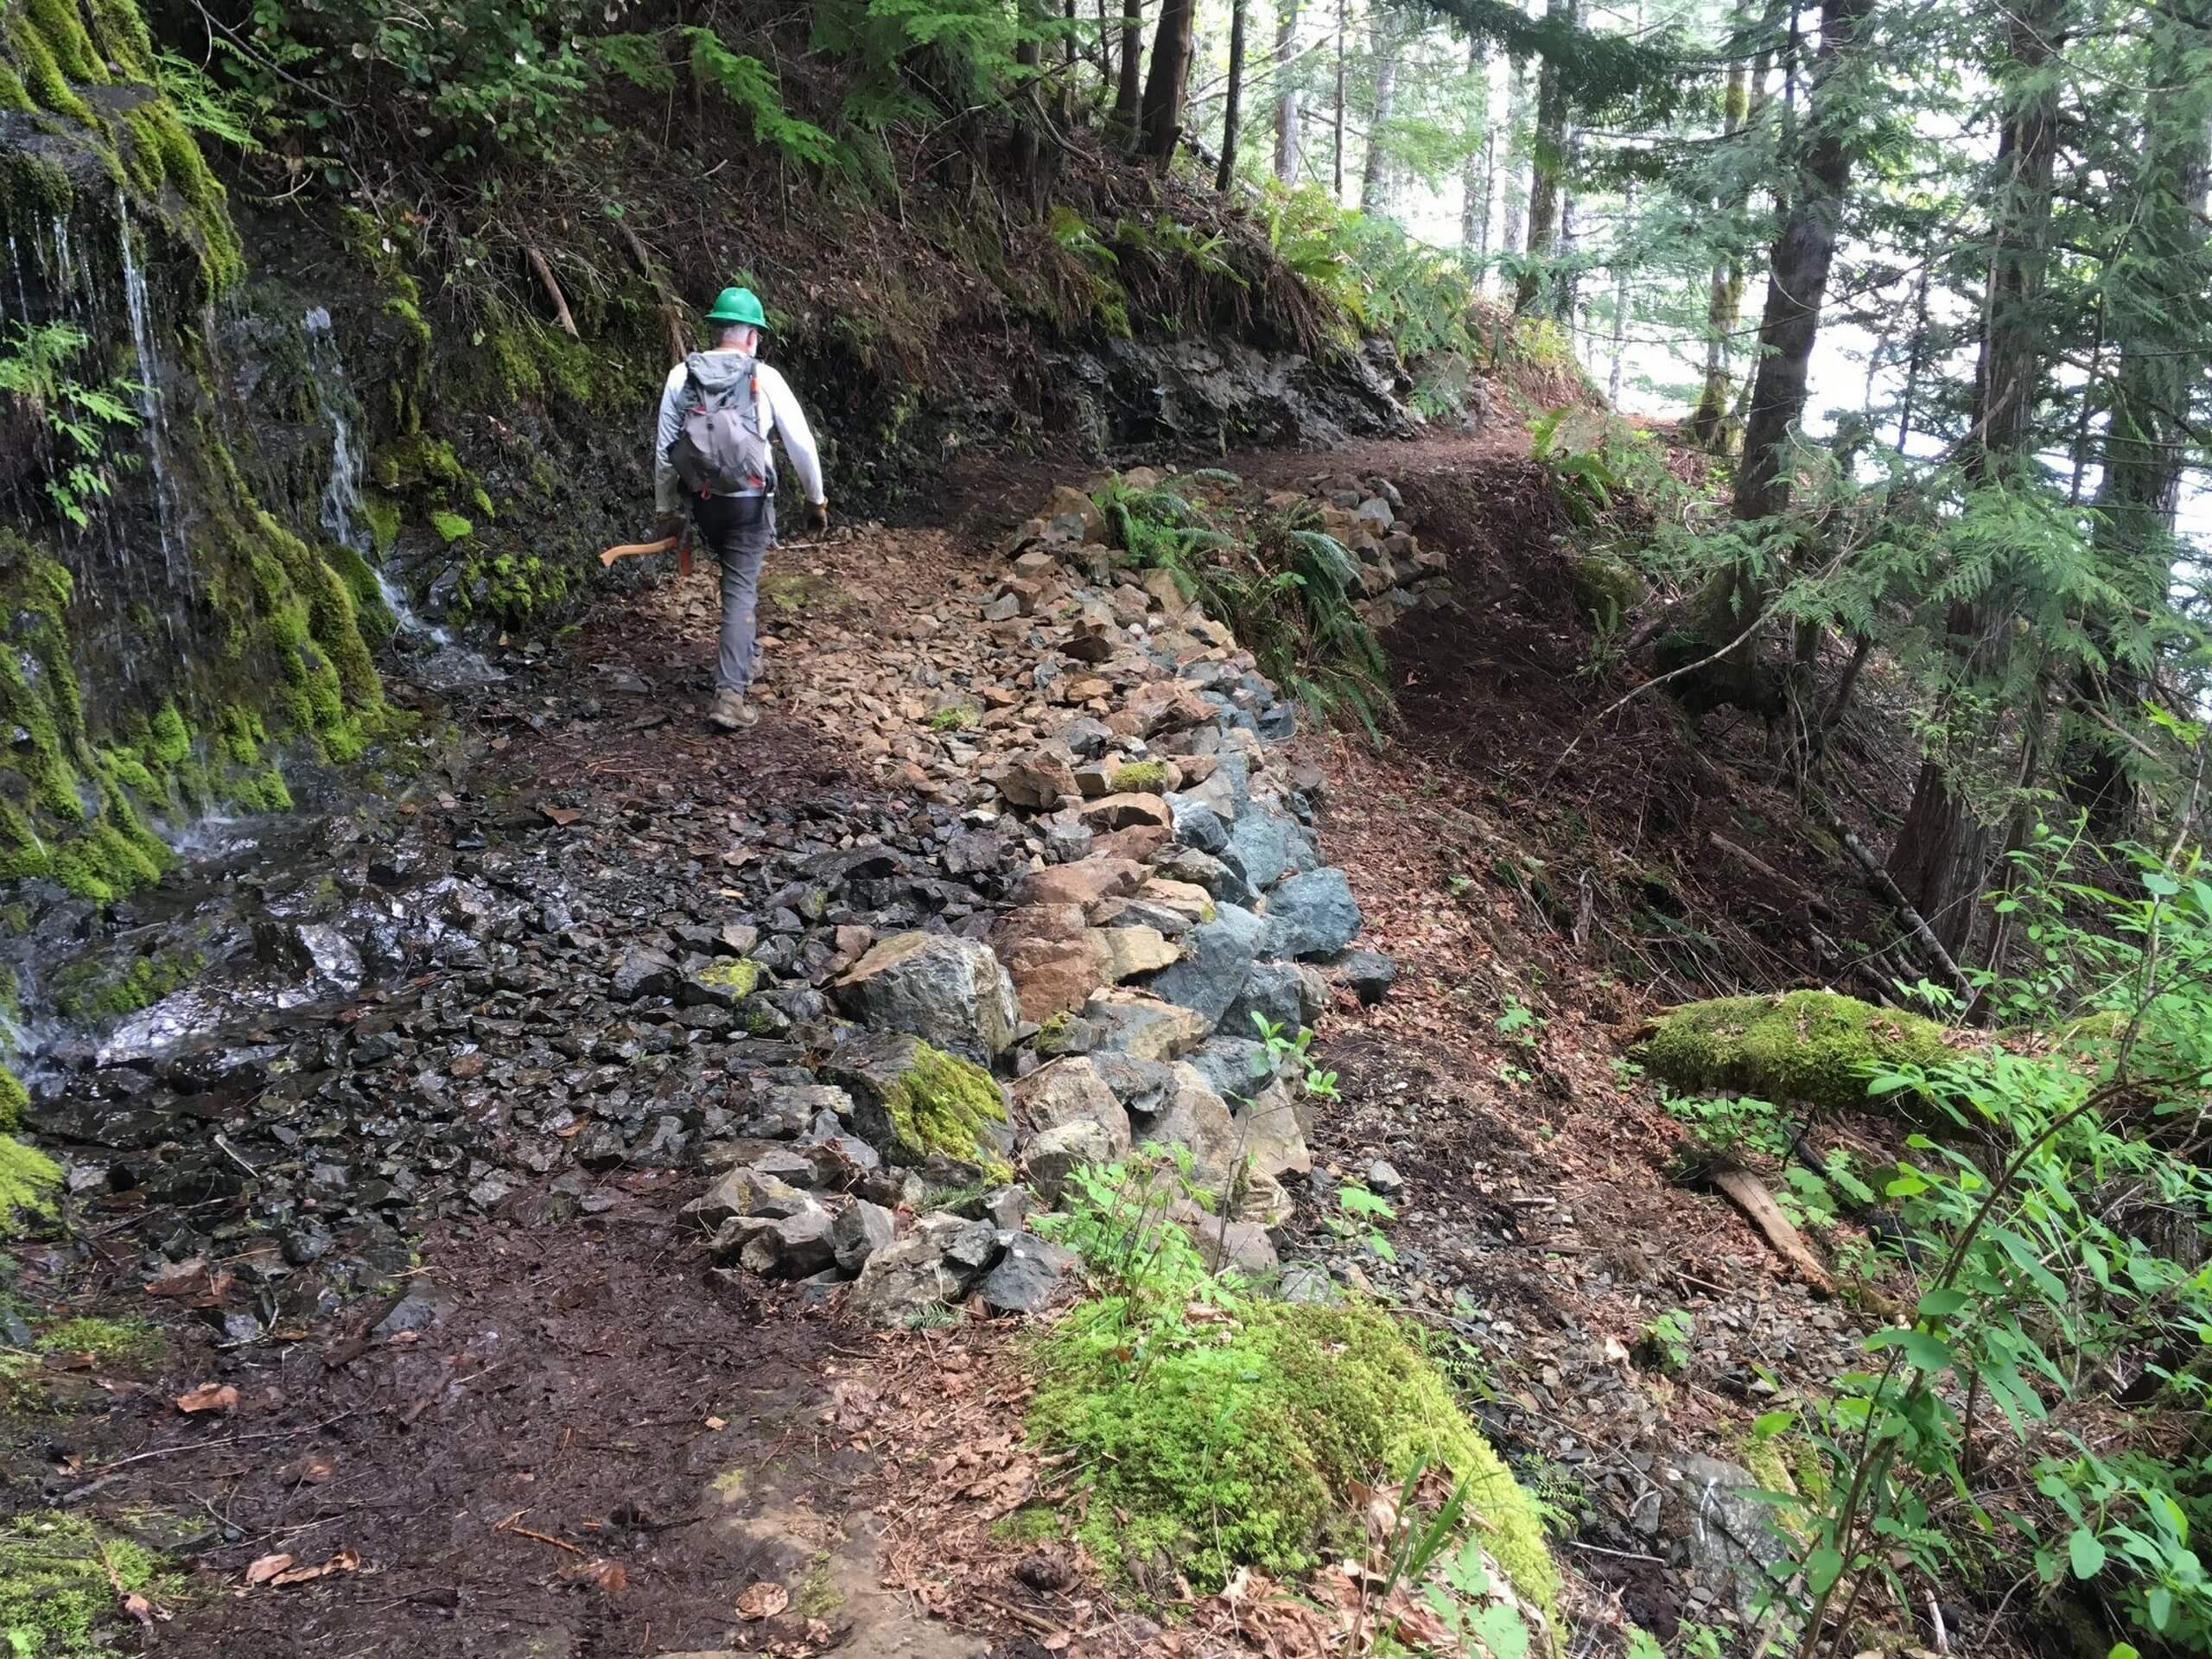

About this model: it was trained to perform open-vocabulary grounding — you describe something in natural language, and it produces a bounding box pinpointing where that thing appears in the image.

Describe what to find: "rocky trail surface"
[3,440,1878,1658]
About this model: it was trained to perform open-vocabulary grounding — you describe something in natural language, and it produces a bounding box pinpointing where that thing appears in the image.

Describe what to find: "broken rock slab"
[831,931,1020,1059]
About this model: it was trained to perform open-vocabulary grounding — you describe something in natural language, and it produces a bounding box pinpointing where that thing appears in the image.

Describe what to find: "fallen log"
[1711,1166,1834,1296]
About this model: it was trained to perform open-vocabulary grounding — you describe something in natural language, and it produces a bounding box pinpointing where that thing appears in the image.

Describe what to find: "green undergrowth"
[880,1042,1011,1178]
[1094,471,1393,741]
[1108,760,1166,793]
[1029,1153,1560,1624]
[0,1510,181,1658]
[0,1066,26,1128]
[1637,990,1954,1111]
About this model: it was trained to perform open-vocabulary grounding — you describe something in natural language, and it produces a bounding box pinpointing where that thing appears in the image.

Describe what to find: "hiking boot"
[709,688,757,731]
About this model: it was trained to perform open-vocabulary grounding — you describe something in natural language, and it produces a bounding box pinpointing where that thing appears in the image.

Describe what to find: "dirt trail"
[6,420,1887,1658]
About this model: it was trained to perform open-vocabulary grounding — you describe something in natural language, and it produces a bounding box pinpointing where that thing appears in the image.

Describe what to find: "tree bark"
[1359,13,1401,213]
[1501,53,1528,255]
[1332,0,1348,202]
[1138,0,1197,163]
[1217,0,1249,189]
[1730,0,1874,523]
[1461,36,1491,253]
[1660,0,1873,715]
[1688,36,1753,448]
[1274,0,1301,181]
[1886,0,2066,961]
[1116,0,1146,133]
[1012,0,1045,189]
[1514,0,1577,314]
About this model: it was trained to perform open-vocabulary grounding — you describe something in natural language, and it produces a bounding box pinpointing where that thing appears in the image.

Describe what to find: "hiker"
[654,285,829,731]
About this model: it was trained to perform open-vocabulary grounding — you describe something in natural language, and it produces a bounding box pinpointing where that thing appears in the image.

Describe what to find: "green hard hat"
[703,285,767,328]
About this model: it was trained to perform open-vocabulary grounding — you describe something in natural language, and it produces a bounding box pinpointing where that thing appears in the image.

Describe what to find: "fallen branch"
[1818,804,1973,997]
[494,1512,586,1555]
[1711,1167,1834,1296]
[525,245,580,339]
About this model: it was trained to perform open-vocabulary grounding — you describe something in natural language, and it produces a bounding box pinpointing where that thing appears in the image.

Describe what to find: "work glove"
[655,510,687,543]
[806,499,829,534]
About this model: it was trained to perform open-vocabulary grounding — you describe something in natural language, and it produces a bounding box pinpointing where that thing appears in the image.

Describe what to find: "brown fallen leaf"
[145,1258,210,1297]
[561,1557,627,1596]
[268,1548,359,1587]
[175,1382,239,1414]
[541,804,581,826]
[245,1554,295,1586]
[119,1591,168,1626]
[735,1580,790,1620]
[702,1415,727,1432]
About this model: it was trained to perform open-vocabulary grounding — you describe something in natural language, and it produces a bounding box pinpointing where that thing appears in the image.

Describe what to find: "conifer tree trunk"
[1688,37,1753,448]
[1217,0,1249,188]
[1332,0,1348,201]
[1116,0,1146,132]
[1274,0,1301,181]
[1887,0,2066,962]
[1514,0,1577,314]
[1359,15,1401,213]
[1501,54,1528,254]
[1662,0,1874,714]
[1461,37,1491,252]
[1139,0,1198,162]
[2069,7,2212,823]
[1012,0,1045,190]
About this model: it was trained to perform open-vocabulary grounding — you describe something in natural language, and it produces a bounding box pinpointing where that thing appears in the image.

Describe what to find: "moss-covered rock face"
[1029,1297,1560,1621]
[1637,990,1953,1110]
[879,1042,1011,1173]
[3,3,394,901]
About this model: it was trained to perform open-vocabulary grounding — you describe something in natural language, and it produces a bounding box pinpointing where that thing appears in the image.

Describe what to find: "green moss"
[327,544,397,645]
[1637,991,1953,1110]
[925,706,975,733]
[696,958,761,997]
[880,1042,1010,1173]
[0,1067,25,1130]
[34,1316,161,1365]
[1109,760,1167,793]
[760,573,846,613]
[0,1510,180,1657]
[989,1505,1064,1544]
[429,511,474,544]
[49,947,202,1020]
[361,494,401,556]
[1029,1298,1559,1618]
[1566,551,1645,626]
[0,1135,60,1236]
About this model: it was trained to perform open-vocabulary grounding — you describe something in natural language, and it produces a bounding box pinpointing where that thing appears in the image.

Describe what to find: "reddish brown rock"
[1020,855,1144,911]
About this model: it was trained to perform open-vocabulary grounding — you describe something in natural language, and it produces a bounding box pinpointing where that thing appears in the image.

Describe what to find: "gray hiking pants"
[693,493,774,692]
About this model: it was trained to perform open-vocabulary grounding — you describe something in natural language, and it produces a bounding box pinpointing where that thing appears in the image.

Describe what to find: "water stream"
[302,306,499,689]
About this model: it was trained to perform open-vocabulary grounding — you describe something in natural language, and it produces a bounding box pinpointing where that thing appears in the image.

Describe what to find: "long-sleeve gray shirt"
[653,353,825,513]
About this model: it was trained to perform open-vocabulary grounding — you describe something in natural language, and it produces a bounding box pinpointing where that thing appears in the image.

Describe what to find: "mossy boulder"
[820,1031,1014,1177]
[0,1133,59,1237]
[1637,990,1953,1110]
[1566,551,1645,626]
[1030,1296,1560,1625]
[1109,760,1168,794]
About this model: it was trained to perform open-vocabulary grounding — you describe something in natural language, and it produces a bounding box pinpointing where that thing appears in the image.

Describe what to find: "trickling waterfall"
[114,194,194,648]
[302,308,498,686]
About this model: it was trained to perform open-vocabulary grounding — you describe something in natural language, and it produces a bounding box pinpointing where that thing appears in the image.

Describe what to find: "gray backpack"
[669,352,777,497]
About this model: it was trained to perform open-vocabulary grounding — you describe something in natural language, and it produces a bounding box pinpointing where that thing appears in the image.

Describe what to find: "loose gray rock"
[830,1199,896,1274]
[1166,794,1230,855]
[832,931,1020,1059]
[611,945,678,1001]
[978,1234,1080,1314]
[1675,1456,1797,1630]
[1333,949,1397,1006]
[737,1206,837,1276]
[1146,902,1265,1027]
[1224,960,1309,1037]
[1261,868,1362,959]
